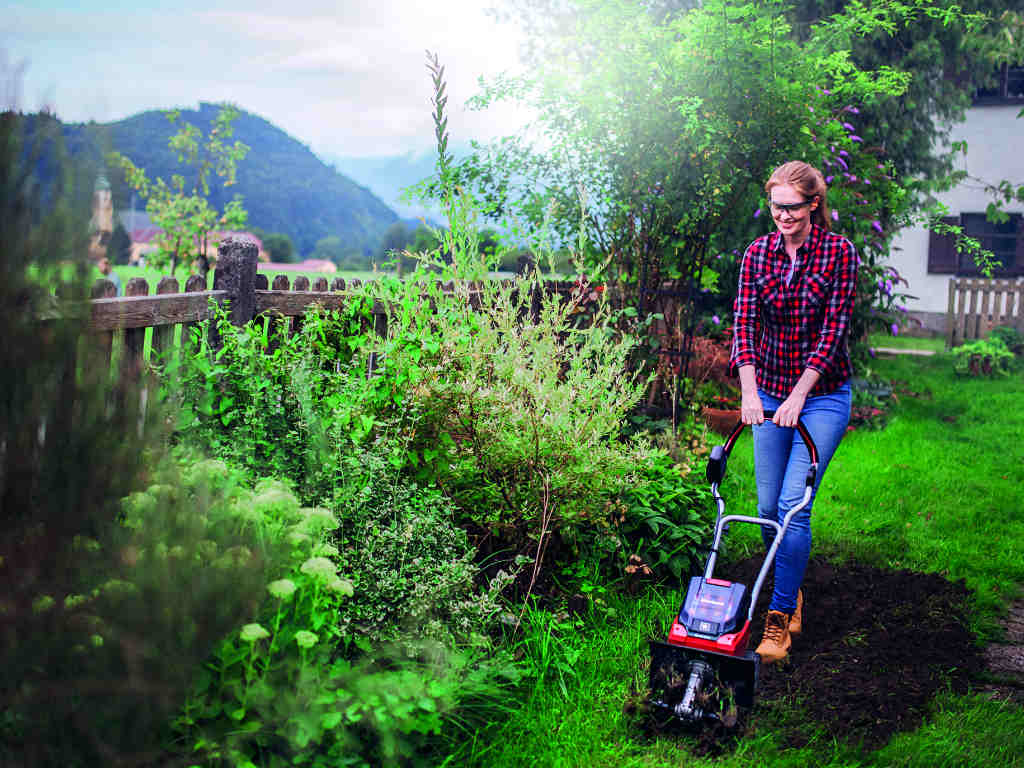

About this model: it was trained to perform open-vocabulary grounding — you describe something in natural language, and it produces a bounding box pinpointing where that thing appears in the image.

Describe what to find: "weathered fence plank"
[90,290,227,332]
[151,276,180,360]
[947,277,1024,347]
[121,278,150,386]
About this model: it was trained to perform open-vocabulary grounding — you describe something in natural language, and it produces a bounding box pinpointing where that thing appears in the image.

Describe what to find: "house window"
[974,64,1024,106]
[928,213,1024,277]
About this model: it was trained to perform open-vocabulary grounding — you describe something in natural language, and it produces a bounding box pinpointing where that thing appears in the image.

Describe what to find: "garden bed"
[684,554,983,755]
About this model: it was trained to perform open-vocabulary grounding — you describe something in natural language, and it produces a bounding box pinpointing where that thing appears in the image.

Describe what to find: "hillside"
[62,103,398,258]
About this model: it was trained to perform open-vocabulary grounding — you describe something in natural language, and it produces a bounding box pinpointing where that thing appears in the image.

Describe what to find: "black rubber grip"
[719,410,820,466]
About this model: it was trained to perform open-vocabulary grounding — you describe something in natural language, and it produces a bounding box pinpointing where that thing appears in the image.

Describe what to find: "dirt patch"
[647,556,984,753]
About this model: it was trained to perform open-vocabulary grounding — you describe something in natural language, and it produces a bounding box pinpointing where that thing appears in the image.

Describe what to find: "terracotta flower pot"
[702,406,742,435]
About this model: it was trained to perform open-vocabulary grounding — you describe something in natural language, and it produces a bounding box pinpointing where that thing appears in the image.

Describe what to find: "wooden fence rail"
[946,277,1024,348]
[70,237,578,389]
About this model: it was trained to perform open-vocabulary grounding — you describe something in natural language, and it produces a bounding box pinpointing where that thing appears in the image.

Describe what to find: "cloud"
[3,0,530,156]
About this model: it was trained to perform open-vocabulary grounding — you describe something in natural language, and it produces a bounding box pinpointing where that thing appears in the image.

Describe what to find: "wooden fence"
[79,237,579,386]
[946,277,1024,348]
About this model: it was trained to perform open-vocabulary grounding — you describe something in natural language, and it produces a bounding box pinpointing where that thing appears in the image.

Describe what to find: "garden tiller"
[647,411,819,724]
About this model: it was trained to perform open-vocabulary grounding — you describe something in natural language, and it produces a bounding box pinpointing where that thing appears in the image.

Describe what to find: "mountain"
[322,142,474,221]
[60,103,399,258]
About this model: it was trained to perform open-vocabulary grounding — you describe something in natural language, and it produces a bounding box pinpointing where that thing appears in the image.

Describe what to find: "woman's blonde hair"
[765,161,831,231]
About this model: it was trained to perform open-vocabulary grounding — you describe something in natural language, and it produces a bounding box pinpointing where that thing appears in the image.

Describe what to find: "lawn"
[441,352,1024,767]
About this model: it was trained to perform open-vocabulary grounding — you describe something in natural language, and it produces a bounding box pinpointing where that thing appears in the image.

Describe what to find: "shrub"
[169,456,512,768]
[331,449,507,647]
[951,336,1017,377]
[613,449,713,581]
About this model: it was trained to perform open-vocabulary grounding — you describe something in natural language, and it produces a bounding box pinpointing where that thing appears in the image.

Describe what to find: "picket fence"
[946,277,1024,348]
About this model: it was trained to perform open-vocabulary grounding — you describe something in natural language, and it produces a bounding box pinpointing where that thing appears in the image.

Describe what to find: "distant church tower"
[88,171,113,262]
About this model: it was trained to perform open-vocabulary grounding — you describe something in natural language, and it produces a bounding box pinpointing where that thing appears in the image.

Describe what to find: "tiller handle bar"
[701,412,822,619]
[706,410,820,490]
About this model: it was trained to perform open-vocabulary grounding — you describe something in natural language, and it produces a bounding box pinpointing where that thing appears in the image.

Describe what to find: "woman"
[729,161,856,664]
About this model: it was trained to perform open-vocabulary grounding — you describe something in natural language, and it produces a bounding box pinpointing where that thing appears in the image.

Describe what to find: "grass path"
[442,353,1024,767]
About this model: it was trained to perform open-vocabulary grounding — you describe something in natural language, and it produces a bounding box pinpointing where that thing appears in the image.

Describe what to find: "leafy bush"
[951,335,1017,377]
[0,111,268,768]
[989,325,1024,355]
[168,456,512,768]
[331,449,507,646]
[163,300,396,505]
[613,450,713,580]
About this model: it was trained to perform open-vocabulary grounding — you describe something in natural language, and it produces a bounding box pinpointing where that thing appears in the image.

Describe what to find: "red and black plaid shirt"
[729,224,857,399]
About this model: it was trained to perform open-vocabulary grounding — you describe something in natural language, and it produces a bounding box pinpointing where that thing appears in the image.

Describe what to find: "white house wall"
[885,104,1024,328]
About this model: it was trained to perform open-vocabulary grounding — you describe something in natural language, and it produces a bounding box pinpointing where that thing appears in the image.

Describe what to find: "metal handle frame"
[703,412,820,623]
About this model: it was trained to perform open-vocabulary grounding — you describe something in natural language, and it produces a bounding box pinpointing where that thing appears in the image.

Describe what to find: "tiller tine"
[648,640,759,723]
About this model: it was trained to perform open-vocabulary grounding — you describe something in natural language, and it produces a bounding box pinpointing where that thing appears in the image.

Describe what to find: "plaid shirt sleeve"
[805,237,857,375]
[729,241,761,374]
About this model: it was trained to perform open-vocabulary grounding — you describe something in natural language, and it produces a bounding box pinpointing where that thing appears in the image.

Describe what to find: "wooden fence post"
[121,277,149,385]
[210,237,258,348]
[91,278,117,367]
[152,276,179,361]
[180,273,207,359]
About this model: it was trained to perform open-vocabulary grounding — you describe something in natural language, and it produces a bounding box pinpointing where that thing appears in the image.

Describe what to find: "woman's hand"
[741,389,764,425]
[772,392,806,427]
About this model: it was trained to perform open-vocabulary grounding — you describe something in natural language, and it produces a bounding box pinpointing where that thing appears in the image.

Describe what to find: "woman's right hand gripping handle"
[738,365,763,425]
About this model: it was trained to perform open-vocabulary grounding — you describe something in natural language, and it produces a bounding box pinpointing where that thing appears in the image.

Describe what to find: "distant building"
[886,64,1024,334]
[88,172,113,261]
[126,225,267,266]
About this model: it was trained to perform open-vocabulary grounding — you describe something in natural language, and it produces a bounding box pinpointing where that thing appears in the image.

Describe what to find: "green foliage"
[462,0,991,366]
[613,449,713,579]
[950,335,1017,377]
[331,449,508,646]
[167,460,511,768]
[162,300,397,505]
[110,104,249,275]
[260,231,297,263]
[0,112,265,767]
[106,220,132,264]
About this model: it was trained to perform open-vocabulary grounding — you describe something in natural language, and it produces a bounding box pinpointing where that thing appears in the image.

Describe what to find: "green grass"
[438,353,1024,767]
[867,331,945,353]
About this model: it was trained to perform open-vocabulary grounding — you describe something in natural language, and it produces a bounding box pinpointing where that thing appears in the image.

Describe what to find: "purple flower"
[848,106,860,114]
[832,210,839,222]
[850,175,858,182]
[872,220,883,234]
[836,157,849,170]
[712,315,721,325]
[842,122,856,131]
[891,323,899,337]
[885,279,893,294]
[825,175,834,184]
[838,149,849,158]
[808,106,815,113]
[863,178,871,185]
[869,348,876,358]
[850,135,863,142]
[754,208,762,218]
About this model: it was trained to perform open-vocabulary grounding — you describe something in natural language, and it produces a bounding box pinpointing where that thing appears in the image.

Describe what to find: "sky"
[1,0,530,158]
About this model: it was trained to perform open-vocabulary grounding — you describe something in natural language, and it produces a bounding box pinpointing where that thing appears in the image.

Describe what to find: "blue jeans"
[753,382,851,615]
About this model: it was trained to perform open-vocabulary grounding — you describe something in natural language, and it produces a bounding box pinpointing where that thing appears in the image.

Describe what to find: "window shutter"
[927,216,960,274]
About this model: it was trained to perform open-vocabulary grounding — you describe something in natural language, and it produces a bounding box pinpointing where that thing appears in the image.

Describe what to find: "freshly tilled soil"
[660,556,985,753]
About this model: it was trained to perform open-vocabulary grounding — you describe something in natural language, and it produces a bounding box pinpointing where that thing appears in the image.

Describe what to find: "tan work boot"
[756,610,792,664]
[789,589,804,637]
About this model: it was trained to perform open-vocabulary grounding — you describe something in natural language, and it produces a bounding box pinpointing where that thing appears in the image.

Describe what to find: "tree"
[261,231,297,263]
[105,221,132,265]
[110,105,249,276]
[455,0,990,417]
